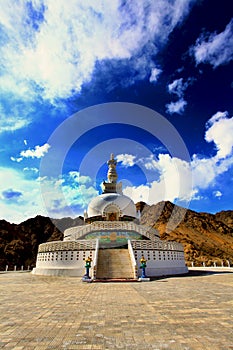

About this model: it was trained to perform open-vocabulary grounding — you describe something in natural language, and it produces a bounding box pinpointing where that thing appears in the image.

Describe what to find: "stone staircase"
[96,249,135,280]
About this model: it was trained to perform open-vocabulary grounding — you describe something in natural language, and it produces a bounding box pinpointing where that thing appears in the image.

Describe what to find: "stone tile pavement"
[0,270,232,349]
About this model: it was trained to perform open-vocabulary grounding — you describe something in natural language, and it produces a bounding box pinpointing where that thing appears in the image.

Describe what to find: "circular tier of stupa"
[32,154,188,279]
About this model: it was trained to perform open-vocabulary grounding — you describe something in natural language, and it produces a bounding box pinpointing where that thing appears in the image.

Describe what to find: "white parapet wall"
[32,238,188,278]
[131,240,188,277]
[32,240,96,277]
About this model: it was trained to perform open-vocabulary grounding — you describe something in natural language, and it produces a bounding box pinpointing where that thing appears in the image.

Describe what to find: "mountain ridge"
[0,201,232,270]
[140,201,233,265]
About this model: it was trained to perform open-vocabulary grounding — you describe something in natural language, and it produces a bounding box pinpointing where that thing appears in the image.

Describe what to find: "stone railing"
[38,240,97,253]
[92,239,99,280]
[130,240,184,252]
[64,225,92,241]
[128,240,138,279]
[64,221,160,241]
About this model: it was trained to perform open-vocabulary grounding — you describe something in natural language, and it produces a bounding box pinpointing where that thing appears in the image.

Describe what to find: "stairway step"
[93,278,138,283]
[96,249,134,279]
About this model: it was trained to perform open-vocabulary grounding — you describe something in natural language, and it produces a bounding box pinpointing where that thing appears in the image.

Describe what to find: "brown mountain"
[140,201,233,266]
[0,216,83,270]
[0,201,232,270]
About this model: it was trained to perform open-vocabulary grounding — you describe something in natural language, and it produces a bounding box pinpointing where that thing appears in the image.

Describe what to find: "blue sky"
[0,0,233,223]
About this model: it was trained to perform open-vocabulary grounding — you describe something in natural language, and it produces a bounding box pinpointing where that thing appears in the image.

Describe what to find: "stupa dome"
[87,192,137,220]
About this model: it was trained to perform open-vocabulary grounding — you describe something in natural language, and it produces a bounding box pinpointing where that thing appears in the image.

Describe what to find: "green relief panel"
[84,230,142,244]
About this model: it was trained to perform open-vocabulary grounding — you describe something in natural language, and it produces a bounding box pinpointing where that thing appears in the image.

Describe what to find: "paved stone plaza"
[0,270,232,350]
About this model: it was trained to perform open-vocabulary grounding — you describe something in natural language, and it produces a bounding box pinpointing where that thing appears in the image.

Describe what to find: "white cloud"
[11,143,51,162]
[0,167,45,223]
[0,166,98,223]
[63,183,97,209]
[123,111,233,205]
[149,67,162,83]
[142,155,159,171]
[166,77,194,114]
[205,111,233,159]
[124,150,233,205]
[0,106,30,133]
[166,98,187,115]
[122,153,192,205]
[0,0,194,102]
[23,167,39,173]
[123,184,150,203]
[167,77,194,98]
[39,173,98,217]
[10,157,23,163]
[168,78,185,98]
[206,111,228,126]
[20,143,51,159]
[213,190,222,198]
[116,154,136,167]
[192,19,233,68]
[191,155,213,189]
[68,171,92,185]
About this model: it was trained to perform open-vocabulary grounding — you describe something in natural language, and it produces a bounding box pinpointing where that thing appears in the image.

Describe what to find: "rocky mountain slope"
[0,201,232,270]
[0,216,83,270]
[140,201,233,266]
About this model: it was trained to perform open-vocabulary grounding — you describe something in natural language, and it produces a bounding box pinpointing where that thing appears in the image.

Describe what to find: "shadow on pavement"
[150,268,233,281]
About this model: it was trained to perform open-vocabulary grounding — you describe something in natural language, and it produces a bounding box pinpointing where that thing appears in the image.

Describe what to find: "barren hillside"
[140,201,233,266]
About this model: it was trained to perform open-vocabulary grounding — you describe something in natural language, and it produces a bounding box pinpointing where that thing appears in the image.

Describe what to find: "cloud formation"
[39,171,98,218]
[0,107,30,133]
[116,154,136,167]
[0,166,98,223]
[149,67,162,83]
[213,190,222,198]
[123,110,233,204]
[20,143,51,159]
[11,143,51,162]
[205,111,233,159]
[166,77,194,115]
[168,78,187,98]
[192,19,233,68]
[0,0,194,103]
[68,171,92,185]
[166,99,187,115]
[0,167,43,222]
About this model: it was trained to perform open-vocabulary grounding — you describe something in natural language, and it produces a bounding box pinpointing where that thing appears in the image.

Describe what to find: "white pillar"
[5,265,8,272]
[14,265,17,271]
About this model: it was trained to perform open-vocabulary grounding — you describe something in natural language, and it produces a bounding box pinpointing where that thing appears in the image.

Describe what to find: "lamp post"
[83,256,92,280]
[140,255,147,278]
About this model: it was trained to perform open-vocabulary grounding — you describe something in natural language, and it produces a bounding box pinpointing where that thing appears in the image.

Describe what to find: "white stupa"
[32,154,188,279]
